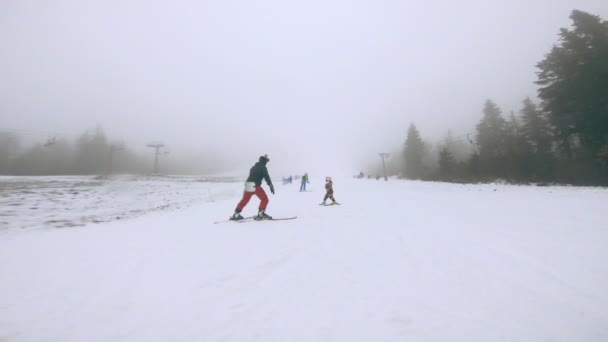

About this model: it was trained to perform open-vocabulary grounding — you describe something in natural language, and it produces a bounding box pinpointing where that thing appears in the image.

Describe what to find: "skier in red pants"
[231,154,275,221]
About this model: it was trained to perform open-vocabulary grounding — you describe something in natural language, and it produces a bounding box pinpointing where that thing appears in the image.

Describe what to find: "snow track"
[1,178,608,341]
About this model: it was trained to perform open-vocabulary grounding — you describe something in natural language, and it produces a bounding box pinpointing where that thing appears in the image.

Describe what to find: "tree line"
[0,126,226,176]
[0,127,152,175]
[402,10,608,186]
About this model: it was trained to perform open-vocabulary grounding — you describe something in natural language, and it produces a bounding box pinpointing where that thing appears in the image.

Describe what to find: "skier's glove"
[269,184,275,194]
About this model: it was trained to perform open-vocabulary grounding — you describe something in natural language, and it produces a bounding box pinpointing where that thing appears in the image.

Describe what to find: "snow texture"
[1,176,608,341]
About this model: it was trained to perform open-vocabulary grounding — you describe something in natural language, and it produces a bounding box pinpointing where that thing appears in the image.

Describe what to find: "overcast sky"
[1,0,607,175]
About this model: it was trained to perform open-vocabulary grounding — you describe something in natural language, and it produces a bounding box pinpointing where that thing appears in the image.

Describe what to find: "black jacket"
[246,161,272,187]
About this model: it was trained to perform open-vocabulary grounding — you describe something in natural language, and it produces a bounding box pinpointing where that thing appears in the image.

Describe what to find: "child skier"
[321,176,337,205]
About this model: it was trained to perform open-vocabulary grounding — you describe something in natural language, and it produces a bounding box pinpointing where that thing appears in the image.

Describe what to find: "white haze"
[1,0,608,175]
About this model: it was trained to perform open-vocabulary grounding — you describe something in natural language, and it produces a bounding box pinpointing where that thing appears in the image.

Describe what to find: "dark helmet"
[259,154,270,163]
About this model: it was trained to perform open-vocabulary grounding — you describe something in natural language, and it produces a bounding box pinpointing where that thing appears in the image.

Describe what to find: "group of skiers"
[230,154,337,221]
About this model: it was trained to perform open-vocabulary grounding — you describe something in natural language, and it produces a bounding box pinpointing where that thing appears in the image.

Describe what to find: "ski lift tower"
[147,142,165,174]
[379,153,390,181]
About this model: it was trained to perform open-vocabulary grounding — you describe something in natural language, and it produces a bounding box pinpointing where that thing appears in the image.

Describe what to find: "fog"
[1,0,607,176]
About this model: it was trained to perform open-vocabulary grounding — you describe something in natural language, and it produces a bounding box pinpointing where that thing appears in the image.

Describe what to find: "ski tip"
[271,216,297,221]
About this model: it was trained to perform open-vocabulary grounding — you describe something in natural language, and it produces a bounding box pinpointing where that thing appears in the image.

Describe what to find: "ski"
[214,216,297,224]
[319,202,341,206]
[213,216,256,224]
[237,216,297,223]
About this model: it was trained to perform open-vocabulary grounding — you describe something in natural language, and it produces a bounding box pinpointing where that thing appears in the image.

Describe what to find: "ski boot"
[230,212,244,221]
[254,209,272,220]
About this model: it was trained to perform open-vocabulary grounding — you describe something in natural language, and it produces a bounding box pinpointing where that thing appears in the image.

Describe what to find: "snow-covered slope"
[1,177,607,341]
[0,175,242,230]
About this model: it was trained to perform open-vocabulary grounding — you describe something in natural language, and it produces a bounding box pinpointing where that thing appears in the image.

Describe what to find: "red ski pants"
[236,186,268,212]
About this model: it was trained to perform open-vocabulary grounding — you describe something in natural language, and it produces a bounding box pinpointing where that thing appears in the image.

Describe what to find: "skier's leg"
[231,191,254,220]
[236,191,254,212]
[256,186,269,210]
[254,186,272,219]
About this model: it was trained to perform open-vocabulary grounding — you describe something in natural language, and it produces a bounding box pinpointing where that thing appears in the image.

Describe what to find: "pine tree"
[519,98,555,181]
[0,132,20,174]
[475,100,507,178]
[536,10,608,158]
[438,146,456,181]
[504,112,531,181]
[520,98,553,155]
[74,126,109,174]
[403,123,425,179]
[476,100,507,159]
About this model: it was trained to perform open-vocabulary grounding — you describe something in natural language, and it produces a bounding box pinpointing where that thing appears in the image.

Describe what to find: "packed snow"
[0,175,242,231]
[1,176,608,341]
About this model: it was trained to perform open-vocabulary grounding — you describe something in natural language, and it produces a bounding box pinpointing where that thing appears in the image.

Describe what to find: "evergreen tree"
[0,132,20,174]
[467,152,481,181]
[504,112,532,181]
[520,98,553,154]
[475,100,507,178]
[519,98,555,181]
[403,123,425,179]
[74,126,109,174]
[476,100,507,158]
[438,146,456,181]
[536,10,608,158]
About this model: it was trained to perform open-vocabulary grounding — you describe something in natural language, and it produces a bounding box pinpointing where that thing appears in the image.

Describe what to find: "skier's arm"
[263,167,272,186]
[264,167,274,194]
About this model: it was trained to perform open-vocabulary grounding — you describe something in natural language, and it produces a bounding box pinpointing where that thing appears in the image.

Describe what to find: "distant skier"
[230,154,275,221]
[321,176,337,205]
[300,172,310,192]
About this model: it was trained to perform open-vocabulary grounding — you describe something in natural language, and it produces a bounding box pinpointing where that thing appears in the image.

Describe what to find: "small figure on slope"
[321,176,337,205]
[231,154,275,221]
[300,172,310,192]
